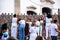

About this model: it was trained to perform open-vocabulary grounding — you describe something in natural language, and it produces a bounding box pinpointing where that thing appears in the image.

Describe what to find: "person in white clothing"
[29,23,38,40]
[11,14,18,38]
[35,19,40,27]
[50,20,60,40]
[45,14,52,40]
[35,19,40,36]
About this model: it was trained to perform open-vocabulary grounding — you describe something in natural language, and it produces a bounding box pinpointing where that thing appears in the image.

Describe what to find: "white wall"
[53,0,60,15]
[20,0,41,15]
[20,0,60,15]
[53,0,60,9]
[0,0,14,15]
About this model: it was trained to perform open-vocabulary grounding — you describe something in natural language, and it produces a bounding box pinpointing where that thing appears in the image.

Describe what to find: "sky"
[0,0,14,15]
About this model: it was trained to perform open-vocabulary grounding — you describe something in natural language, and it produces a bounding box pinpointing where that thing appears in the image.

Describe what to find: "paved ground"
[58,36,60,40]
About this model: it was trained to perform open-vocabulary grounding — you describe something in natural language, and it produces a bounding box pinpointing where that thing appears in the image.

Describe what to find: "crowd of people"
[0,13,60,40]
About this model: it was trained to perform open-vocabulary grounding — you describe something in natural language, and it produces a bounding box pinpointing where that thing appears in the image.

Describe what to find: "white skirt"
[11,23,17,38]
[29,33,37,40]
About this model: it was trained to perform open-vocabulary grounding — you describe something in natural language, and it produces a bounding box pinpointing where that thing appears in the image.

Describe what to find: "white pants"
[45,23,51,39]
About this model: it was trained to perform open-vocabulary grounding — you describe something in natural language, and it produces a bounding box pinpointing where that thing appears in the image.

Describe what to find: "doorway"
[27,11,37,15]
[42,7,52,15]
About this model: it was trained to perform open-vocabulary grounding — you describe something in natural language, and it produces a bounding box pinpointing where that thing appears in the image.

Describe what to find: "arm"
[55,25,60,33]
[55,28,60,33]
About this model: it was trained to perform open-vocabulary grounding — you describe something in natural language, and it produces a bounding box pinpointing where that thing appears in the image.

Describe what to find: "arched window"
[42,7,52,15]
[27,11,37,15]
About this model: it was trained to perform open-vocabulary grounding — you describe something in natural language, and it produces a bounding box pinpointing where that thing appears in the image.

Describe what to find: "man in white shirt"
[50,20,60,40]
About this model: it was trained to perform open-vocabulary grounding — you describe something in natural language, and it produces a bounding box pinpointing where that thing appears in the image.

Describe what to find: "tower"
[15,0,20,15]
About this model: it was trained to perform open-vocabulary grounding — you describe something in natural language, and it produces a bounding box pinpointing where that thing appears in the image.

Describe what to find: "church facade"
[40,0,55,15]
[20,0,56,15]
[0,0,58,15]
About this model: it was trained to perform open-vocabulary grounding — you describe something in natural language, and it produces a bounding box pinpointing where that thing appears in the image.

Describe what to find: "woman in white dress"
[45,14,52,40]
[11,14,18,38]
[29,23,38,40]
